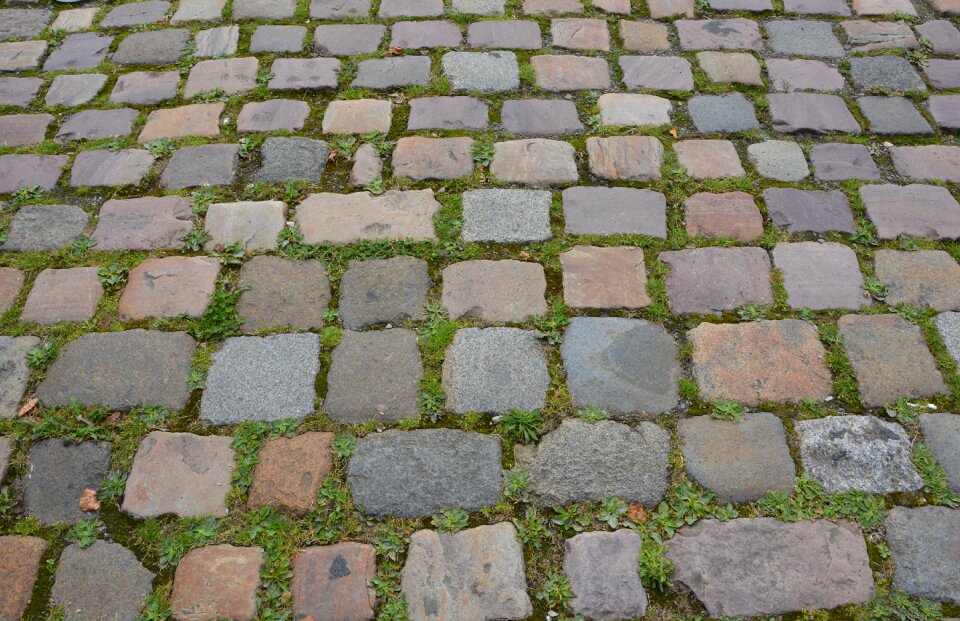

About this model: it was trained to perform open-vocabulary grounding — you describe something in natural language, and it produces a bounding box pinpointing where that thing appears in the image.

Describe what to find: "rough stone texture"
[919,413,960,493]
[323,99,391,135]
[886,507,960,603]
[766,20,844,56]
[170,545,263,621]
[0,113,51,147]
[442,51,519,92]
[935,312,960,367]
[764,188,856,233]
[233,0,295,18]
[455,0,507,13]
[598,93,671,126]
[561,317,678,415]
[402,524,532,621]
[564,530,647,621]
[112,29,187,65]
[268,58,341,91]
[23,439,111,524]
[392,20,462,48]
[531,54,611,90]
[666,518,874,617]
[21,267,103,325]
[772,242,869,310]
[44,33,112,71]
[194,25,239,58]
[314,24,384,56]
[840,313,947,407]
[561,245,650,309]
[923,61,958,88]
[442,260,547,322]
[353,57,430,89]
[51,541,155,621]
[689,320,833,405]
[119,256,220,320]
[851,55,925,92]
[237,256,331,332]
[679,413,796,503]
[675,18,764,50]
[854,0,916,14]
[810,143,880,181]
[515,419,670,505]
[293,543,377,621]
[350,144,382,187]
[747,140,809,181]
[461,188,551,243]
[891,146,960,183]
[620,20,670,51]
[916,19,960,54]
[311,0,371,18]
[442,327,549,414]
[0,269,23,315]
[930,96,960,130]
[875,249,960,311]
[161,144,238,189]
[325,329,423,423]
[501,99,583,135]
[204,200,286,252]
[0,77,41,107]
[859,96,932,135]
[2,204,89,252]
[768,93,860,133]
[0,8,50,40]
[249,432,333,516]
[392,137,473,180]
[797,415,922,494]
[71,149,155,188]
[110,71,180,105]
[339,256,430,329]
[101,1,170,27]
[649,0,695,16]
[619,55,693,90]
[201,334,320,424]
[139,103,223,143]
[296,190,439,244]
[379,0,443,15]
[467,20,542,48]
[254,137,329,184]
[36,330,196,411]
[184,57,258,97]
[348,429,502,517]
[0,336,36,420]
[843,19,918,51]
[171,0,226,22]
[551,17,610,50]
[0,536,47,621]
[661,247,772,314]
[587,136,663,181]
[0,437,10,482]
[56,109,138,143]
[93,196,192,251]
[860,184,960,240]
[0,154,65,194]
[490,139,578,185]
[784,0,851,14]
[123,431,234,519]
[767,58,845,92]
[0,41,47,72]
[408,96,488,130]
[684,192,762,241]
[563,187,667,237]
[237,99,310,133]
[687,93,759,133]
[250,25,306,53]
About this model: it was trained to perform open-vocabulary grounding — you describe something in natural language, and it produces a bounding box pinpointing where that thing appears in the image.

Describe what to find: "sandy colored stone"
[551,18,610,50]
[296,190,439,244]
[561,245,650,309]
[490,139,578,185]
[674,140,745,179]
[322,99,392,134]
[138,103,223,143]
[392,136,474,180]
[564,530,647,621]
[171,545,263,621]
[118,256,220,320]
[442,260,547,322]
[696,51,763,85]
[531,54,611,90]
[860,184,960,240]
[237,256,331,332]
[248,432,333,515]
[0,268,23,314]
[92,196,193,251]
[203,201,287,252]
[684,192,763,241]
[184,57,258,97]
[21,267,102,325]
[875,249,960,311]
[587,136,662,181]
[619,21,670,51]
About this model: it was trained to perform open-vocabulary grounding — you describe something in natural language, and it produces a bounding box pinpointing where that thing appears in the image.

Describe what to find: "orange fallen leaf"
[16,397,38,417]
[105,411,122,423]
[518,251,530,259]
[79,488,100,512]
[627,503,647,523]
[327,150,338,162]
[389,46,404,55]
[669,127,678,139]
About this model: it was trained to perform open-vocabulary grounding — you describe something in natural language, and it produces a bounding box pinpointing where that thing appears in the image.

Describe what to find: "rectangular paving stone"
[925,59,960,88]
[408,96,489,130]
[675,140,745,180]
[929,95,960,130]
[140,102,223,143]
[171,546,263,621]
[339,256,429,329]
[21,267,103,325]
[501,99,583,135]
[56,109,138,143]
[0,8,50,40]
[70,149,155,187]
[696,51,763,85]
[171,0,226,22]
[598,93,672,126]
[37,330,196,410]
[46,74,106,108]
[314,24,384,56]
[687,93,759,133]
[203,200,286,252]
[160,143,239,189]
[112,29,189,65]
[248,432,333,515]
[101,1,170,27]
[392,137,474,180]
[238,256,331,332]
[442,51,519,92]
[766,20,844,57]
[461,188,552,242]
[109,71,179,105]
[43,33,111,71]
[839,313,947,407]
[562,246,650,309]
[185,57,258,97]
[684,191,762,241]
[23,439,111,525]
[379,0,444,16]
[51,7,97,32]
[562,186,667,237]
[2,204,88,251]
[195,25,239,57]
[551,17,609,50]
[296,190,440,243]
[587,136,663,181]
[620,55,693,91]
[293,543,376,621]
[765,188,857,233]
[233,0,295,18]
[783,0,851,13]
[250,25,306,53]
[747,140,809,182]
[854,0,916,14]
[0,269,24,315]
[531,54,611,90]
[676,19,763,50]
[92,196,193,250]
[238,99,310,133]
[0,40,46,71]
[51,540,155,621]
[850,55,925,91]
[767,58,845,91]
[322,99,391,134]
[0,154,66,194]
[565,530,647,621]
[467,20,542,48]
[0,336,38,419]
[810,143,880,180]
[310,0,371,18]
[916,19,960,54]
[0,77,41,107]
[0,536,46,621]
[773,241,869,310]
[875,249,960,311]
[392,20,462,48]
[442,260,547,322]
[886,507,960,604]
[253,136,329,184]
[0,113,51,147]
[860,183,960,239]
[353,57,429,89]
[619,20,670,51]
[919,413,960,493]
[491,138,578,184]
[524,0,584,12]
[119,256,220,320]
[890,145,960,183]
[768,93,861,133]
[661,247,773,314]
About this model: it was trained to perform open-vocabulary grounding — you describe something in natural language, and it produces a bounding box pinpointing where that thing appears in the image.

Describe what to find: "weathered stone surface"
[0,154,65,194]
[314,24,384,55]
[675,18,763,50]
[924,59,960,89]
[501,99,583,135]
[767,58,845,92]
[620,20,670,51]
[171,545,263,621]
[598,93,671,126]
[201,334,320,424]
[0,437,10,482]
[851,55,925,92]
[930,96,960,130]
[408,96,488,130]
[204,201,286,252]
[350,144,381,187]
[0,269,23,315]
[402,524,532,621]
[747,140,809,181]
[21,267,103,325]
[467,20,542,48]
[680,413,795,503]
[442,51,519,92]
[379,0,443,15]
[161,144,238,189]
[71,149,154,188]
[52,541,155,621]
[93,196,192,251]
[44,33,111,71]
[353,57,430,89]
[233,0,295,18]
[323,99,391,134]
[110,71,179,105]
[0,113,50,147]
[684,192,762,241]
[442,327,549,414]
[854,0,916,13]
[840,313,947,407]
[810,143,879,181]
[859,96,932,135]
[766,20,844,56]
[392,137,473,180]
[455,0,506,13]
[688,93,759,133]
[675,140,745,180]
[392,20,462,48]
[238,256,331,332]
[325,329,422,423]
[461,188,552,242]
[0,41,46,71]
[563,187,667,237]
[194,25,238,57]
[696,51,762,85]
[139,103,223,143]
[620,55,693,91]
[339,256,429,329]
[348,429,502,517]
[784,0,851,14]
[875,249,960,311]
[765,188,856,233]
[490,139,578,185]
[891,146,960,183]
[772,242,868,310]
[587,135,663,181]
[531,54,611,90]
[931,0,960,13]
[248,432,333,515]
[860,184,960,240]
[51,7,98,32]
[843,20,918,51]
[0,536,47,621]
[311,0,371,18]
[564,531,647,621]
[113,29,187,65]
[119,256,220,320]
[253,137,329,184]
[0,8,50,40]
[552,17,609,50]
[689,320,833,405]
[296,190,439,243]
[2,204,88,251]
[37,330,196,411]
[920,413,960,493]
[666,518,874,617]
[0,77,41,107]
[101,1,169,27]
[649,0,695,16]
[562,317,679,416]
[515,419,670,505]
[442,260,546,322]
[56,109,137,143]
[935,312,960,367]
[561,245,650,309]
[0,336,36,420]
[661,247,772,314]
[293,543,376,621]
[768,93,860,133]
[237,99,310,133]
[23,439,111,524]
[798,415,921,494]
[886,506,960,604]
[250,25,306,53]
[185,57,257,97]
[171,0,226,22]
[269,58,341,91]
[123,431,233,519]
[916,19,960,54]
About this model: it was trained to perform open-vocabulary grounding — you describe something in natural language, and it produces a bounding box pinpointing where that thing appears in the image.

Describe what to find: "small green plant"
[182,228,211,252]
[187,368,206,390]
[503,468,529,502]
[536,571,574,610]
[11,185,44,205]
[190,283,244,341]
[575,406,607,423]
[712,400,744,422]
[68,237,96,255]
[868,593,942,621]
[895,305,926,323]
[365,175,385,195]
[156,518,217,568]
[533,300,571,345]
[417,387,445,422]
[145,138,176,158]
[431,507,469,532]
[850,221,878,247]
[333,135,358,156]
[637,541,674,591]
[212,241,245,266]
[27,342,58,369]
[190,187,217,215]
[913,443,960,508]
[69,517,101,548]
[864,276,887,301]
[195,87,225,102]
[99,472,127,503]
[472,141,495,167]
[362,131,394,156]
[333,433,357,459]
[599,496,628,528]
[552,504,590,533]
[138,589,172,621]
[884,397,922,426]
[238,135,260,159]
[312,475,359,542]
[512,506,549,549]
[0,488,17,516]
[757,477,887,529]
[737,304,767,321]
[499,408,543,443]
[98,263,127,291]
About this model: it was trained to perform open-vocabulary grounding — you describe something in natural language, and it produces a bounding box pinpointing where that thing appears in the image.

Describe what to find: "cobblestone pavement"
[2,0,960,619]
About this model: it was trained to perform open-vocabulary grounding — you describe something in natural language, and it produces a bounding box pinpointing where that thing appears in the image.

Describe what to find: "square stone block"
[171,545,263,621]
[248,432,333,515]
[561,246,650,309]
[772,242,869,310]
[203,201,287,252]
[661,247,772,314]
[293,543,377,621]
[441,260,547,322]
[118,256,220,320]
[21,267,103,325]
